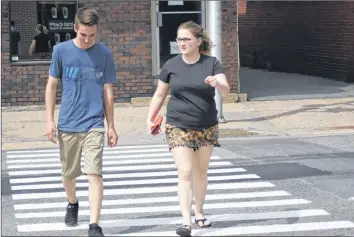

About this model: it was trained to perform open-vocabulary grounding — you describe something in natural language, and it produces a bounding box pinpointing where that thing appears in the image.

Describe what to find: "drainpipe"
[207,1,226,123]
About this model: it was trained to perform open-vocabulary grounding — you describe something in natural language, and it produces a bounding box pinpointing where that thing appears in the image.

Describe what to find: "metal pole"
[207,1,226,123]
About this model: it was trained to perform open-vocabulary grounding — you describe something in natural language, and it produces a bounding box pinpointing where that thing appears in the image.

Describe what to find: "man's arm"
[45,76,58,122]
[103,83,115,129]
[45,45,61,143]
[45,76,59,143]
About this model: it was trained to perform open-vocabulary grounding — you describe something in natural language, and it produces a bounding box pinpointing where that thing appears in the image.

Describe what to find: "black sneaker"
[88,223,104,237]
[64,201,79,227]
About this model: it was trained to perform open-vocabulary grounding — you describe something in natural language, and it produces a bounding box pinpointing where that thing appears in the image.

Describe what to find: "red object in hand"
[151,115,163,135]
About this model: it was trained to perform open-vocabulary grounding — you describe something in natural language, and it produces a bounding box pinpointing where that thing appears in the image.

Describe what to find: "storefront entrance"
[152,1,205,80]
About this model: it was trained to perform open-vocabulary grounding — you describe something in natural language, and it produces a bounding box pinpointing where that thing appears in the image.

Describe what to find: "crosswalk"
[4,143,354,236]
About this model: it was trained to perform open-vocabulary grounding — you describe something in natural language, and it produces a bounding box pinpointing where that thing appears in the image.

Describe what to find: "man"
[45,7,118,237]
[10,21,21,57]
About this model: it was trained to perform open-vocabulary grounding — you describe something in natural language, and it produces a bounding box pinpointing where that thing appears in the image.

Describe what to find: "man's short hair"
[75,7,99,26]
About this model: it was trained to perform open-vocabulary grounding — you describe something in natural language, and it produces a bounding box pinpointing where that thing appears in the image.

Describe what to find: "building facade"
[238,1,354,82]
[1,1,238,106]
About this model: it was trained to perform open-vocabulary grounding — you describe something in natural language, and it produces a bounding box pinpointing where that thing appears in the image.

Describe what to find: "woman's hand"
[205,76,219,88]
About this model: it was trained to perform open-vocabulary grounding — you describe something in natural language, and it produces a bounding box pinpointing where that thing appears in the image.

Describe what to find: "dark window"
[158,1,202,12]
[9,1,77,63]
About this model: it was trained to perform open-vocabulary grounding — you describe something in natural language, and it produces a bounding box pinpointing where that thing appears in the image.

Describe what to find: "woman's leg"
[193,144,214,227]
[171,146,196,229]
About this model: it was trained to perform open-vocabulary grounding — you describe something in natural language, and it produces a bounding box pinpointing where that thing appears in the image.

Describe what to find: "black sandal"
[176,225,191,237]
[195,218,212,228]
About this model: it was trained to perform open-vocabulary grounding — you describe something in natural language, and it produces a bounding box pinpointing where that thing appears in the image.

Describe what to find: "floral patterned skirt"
[165,123,220,151]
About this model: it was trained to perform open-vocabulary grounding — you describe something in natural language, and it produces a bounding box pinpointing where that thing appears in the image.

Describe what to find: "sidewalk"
[2,97,354,150]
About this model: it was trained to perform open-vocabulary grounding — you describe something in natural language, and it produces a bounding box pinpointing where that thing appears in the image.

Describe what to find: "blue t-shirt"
[49,40,116,133]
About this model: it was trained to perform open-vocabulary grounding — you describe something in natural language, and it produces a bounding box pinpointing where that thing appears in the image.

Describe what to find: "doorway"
[152,1,205,80]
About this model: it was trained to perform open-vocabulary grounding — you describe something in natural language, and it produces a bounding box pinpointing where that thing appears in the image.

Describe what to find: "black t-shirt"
[159,54,224,129]
[34,33,50,53]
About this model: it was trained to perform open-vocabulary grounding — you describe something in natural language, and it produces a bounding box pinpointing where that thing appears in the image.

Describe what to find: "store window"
[9,1,77,63]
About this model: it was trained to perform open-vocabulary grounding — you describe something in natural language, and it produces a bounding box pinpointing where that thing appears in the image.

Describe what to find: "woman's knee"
[178,167,193,181]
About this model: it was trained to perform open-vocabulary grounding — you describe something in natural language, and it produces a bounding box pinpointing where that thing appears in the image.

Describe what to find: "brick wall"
[88,1,153,101]
[222,1,239,93]
[239,1,354,82]
[1,1,239,106]
[1,0,153,106]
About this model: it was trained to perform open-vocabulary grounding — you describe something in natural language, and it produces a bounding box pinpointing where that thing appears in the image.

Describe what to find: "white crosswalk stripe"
[5,144,354,236]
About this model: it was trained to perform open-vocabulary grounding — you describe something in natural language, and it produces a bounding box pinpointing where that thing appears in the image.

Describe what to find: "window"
[9,1,77,63]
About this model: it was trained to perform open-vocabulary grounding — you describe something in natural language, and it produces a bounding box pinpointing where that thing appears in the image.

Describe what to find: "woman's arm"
[147,80,169,123]
[214,73,230,97]
[29,40,36,55]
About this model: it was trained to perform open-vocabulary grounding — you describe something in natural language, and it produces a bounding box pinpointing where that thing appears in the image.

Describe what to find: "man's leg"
[82,129,105,236]
[57,131,84,227]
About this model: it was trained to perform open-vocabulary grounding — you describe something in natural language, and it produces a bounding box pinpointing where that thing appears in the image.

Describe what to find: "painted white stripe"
[8,161,231,176]
[11,174,260,191]
[12,181,275,200]
[9,167,247,184]
[6,144,168,154]
[15,199,310,219]
[7,153,172,164]
[348,197,354,200]
[14,191,290,210]
[115,221,354,236]
[6,148,169,158]
[16,209,328,232]
[7,156,221,169]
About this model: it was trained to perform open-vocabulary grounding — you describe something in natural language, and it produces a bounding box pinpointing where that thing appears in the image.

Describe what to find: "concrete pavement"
[2,97,354,150]
[240,67,354,101]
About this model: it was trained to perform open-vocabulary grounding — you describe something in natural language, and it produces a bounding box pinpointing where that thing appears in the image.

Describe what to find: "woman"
[29,24,51,59]
[146,20,230,237]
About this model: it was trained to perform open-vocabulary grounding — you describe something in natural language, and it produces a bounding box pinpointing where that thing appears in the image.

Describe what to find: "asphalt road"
[2,134,354,236]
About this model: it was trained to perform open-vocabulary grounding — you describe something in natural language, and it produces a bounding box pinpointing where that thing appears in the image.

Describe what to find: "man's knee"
[87,173,103,183]
[62,170,82,180]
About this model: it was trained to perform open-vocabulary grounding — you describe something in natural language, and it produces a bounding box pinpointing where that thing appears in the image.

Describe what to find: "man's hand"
[46,121,57,143]
[107,127,118,147]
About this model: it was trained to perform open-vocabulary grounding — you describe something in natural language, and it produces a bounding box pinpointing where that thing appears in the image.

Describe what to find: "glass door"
[156,1,205,70]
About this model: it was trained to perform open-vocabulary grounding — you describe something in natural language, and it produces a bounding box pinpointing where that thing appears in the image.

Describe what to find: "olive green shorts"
[57,129,105,179]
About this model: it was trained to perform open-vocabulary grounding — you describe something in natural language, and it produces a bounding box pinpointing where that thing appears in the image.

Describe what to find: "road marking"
[15,199,311,219]
[11,174,260,191]
[114,221,354,236]
[16,209,328,232]
[12,181,276,200]
[6,152,173,164]
[6,144,168,154]
[14,190,290,210]
[6,148,170,158]
[9,167,247,184]
[8,160,231,176]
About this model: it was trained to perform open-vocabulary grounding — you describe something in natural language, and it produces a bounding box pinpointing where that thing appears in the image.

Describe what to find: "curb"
[1,93,248,112]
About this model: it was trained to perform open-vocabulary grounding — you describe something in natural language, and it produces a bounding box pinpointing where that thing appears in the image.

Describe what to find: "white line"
[11,174,260,191]
[9,167,247,184]
[14,199,310,219]
[6,153,173,164]
[8,161,231,176]
[7,155,220,169]
[6,148,169,158]
[348,197,354,200]
[115,221,354,236]
[16,209,328,232]
[12,181,275,200]
[6,144,168,154]
[14,191,290,210]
